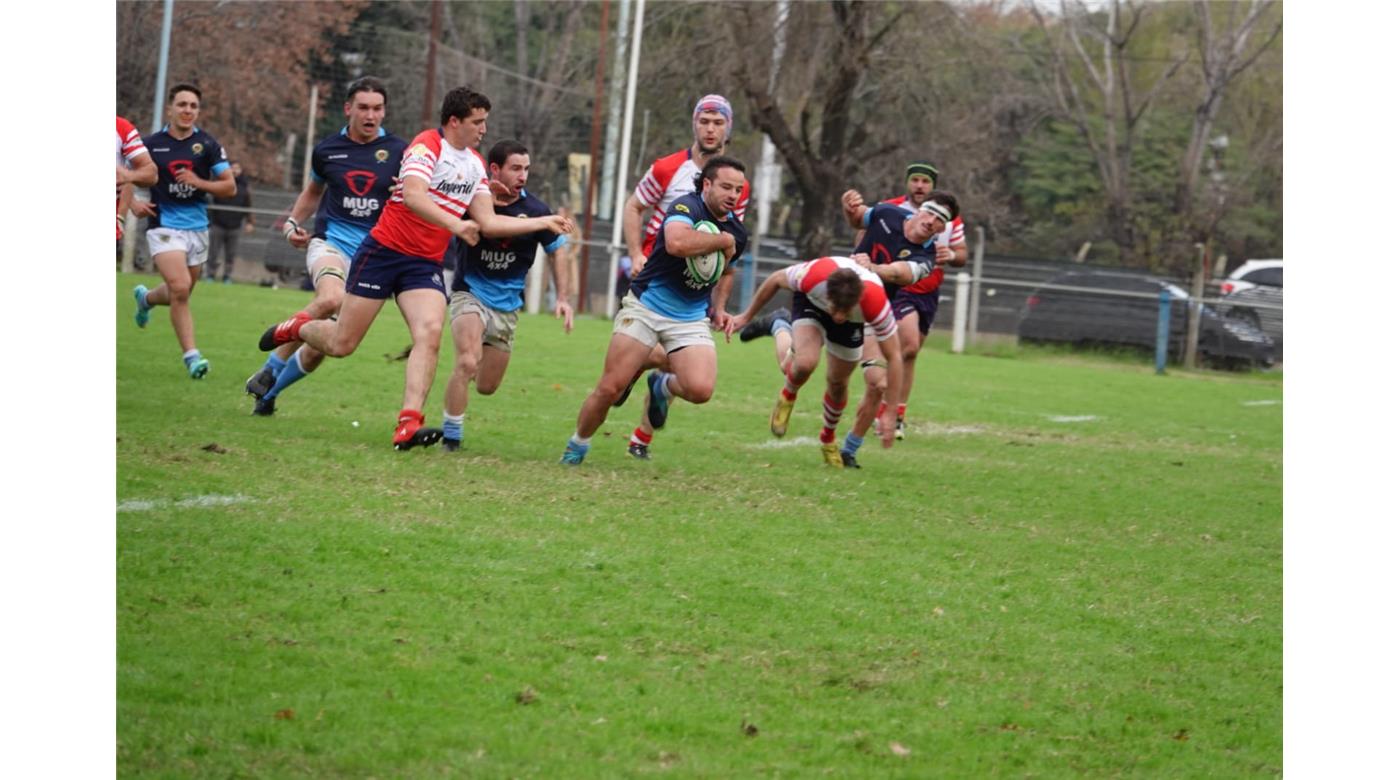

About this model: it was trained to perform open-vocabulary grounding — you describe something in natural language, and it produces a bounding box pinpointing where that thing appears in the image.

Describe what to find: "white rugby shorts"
[146,227,209,267]
[613,292,714,352]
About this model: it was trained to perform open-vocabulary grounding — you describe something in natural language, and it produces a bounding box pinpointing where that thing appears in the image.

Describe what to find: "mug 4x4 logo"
[344,170,377,197]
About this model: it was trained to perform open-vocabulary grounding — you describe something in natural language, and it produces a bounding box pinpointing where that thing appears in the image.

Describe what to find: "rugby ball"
[685,221,726,286]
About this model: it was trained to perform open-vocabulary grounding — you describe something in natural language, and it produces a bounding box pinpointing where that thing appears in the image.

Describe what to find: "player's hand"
[555,299,574,334]
[287,226,311,249]
[935,245,954,265]
[456,219,482,247]
[629,253,647,278]
[173,168,202,187]
[851,252,873,270]
[720,232,737,260]
[542,214,575,235]
[711,308,733,337]
[244,222,256,235]
[878,407,898,448]
[488,179,513,201]
[129,200,158,218]
[841,189,865,214]
[725,312,751,341]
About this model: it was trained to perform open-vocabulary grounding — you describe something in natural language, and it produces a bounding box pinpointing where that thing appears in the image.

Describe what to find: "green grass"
[117,273,1282,777]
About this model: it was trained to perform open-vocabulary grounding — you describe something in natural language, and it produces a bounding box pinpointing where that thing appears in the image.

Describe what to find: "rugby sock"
[841,432,864,456]
[265,348,308,400]
[820,392,847,443]
[262,352,288,376]
[443,412,465,443]
[771,316,792,336]
[782,366,800,401]
[654,371,676,401]
[877,401,888,419]
[897,403,907,421]
[630,427,653,447]
[182,349,202,368]
[569,433,592,449]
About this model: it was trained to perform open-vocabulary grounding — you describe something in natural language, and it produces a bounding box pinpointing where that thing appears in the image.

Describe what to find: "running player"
[440,139,572,452]
[244,77,407,416]
[116,116,157,240]
[130,84,237,378]
[561,156,748,465]
[726,255,905,467]
[839,190,956,467]
[617,94,751,459]
[870,162,968,438]
[257,87,573,450]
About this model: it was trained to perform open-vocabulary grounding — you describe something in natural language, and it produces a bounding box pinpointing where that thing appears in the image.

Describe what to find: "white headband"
[920,201,952,222]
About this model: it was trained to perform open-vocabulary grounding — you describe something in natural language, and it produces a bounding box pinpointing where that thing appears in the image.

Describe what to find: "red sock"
[897,403,907,419]
[630,427,652,446]
[877,401,887,418]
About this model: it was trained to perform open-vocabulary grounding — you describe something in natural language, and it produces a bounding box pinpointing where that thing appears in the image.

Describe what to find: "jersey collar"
[340,125,388,139]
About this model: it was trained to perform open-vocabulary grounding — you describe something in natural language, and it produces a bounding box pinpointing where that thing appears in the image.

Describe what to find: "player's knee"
[476,377,501,396]
[683,379,715,404]
[454,353,479,380]
[413,321,443,349]
[790,359,818,382]
[168,281,192,302]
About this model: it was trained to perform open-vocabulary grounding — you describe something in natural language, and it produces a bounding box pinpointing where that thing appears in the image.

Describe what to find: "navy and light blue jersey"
[856,203,936,297]
[144,126,230,231]
[310,127,408,259]
[450,189,567,312]
[629,191,748,321]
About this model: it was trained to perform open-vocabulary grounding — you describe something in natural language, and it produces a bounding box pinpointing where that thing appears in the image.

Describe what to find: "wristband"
[283,218,300,239]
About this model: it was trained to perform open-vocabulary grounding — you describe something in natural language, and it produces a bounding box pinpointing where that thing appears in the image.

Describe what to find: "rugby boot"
[840,451,861,469]
[770,394,795,437]
[392,410,442,451]
[821,442,844,468]
[560,439,590,465]
[645,371,670,430]
[895,416,906,441]
[259,311,311,351]
[133,285,152,328]
[739,307,791,342]
[185,355,210,380]
[245,367,276,399]
[252,396,276,416]
[627,442,651,460]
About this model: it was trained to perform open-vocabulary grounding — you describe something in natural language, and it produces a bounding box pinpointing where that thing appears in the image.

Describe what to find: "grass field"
[116,272,1282,777]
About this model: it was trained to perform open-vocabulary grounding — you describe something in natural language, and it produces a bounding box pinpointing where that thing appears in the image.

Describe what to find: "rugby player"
[561,156,748,465]
[257,87,573,450]
[244,77,407,416]
[130,84,237,379]
[727,255,905,467]
[618,95,750,459]
[440,139,572,451]
[115,115,157,241]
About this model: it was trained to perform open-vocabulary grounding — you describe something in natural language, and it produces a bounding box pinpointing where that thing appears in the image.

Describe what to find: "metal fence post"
[951,271,970,354]
[1155,289,1171,374]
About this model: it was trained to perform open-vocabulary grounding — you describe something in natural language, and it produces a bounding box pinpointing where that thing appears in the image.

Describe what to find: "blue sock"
[654,371,675,401]
[772,318,792,337]
[443,413,464,442]
[841,432,864,456]
[263,353,288,376]
[264,349,309,400]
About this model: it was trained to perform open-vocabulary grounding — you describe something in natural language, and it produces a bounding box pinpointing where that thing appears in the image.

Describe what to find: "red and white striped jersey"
[116,116,147,195]
[634,148,750,257]
[882,195,964,294]
[370,128,489,262]
[785,256,897,341]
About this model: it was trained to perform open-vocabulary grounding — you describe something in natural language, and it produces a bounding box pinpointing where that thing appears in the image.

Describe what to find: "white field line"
[117,494,259,513]
[1045,415,1100,423]
[1242,400,1281,406]
[745,436,822,450]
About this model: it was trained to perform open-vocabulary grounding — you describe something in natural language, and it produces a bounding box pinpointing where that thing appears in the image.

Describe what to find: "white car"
[1220,259,1282,296]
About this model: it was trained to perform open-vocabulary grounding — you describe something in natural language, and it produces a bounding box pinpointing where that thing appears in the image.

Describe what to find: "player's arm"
[726,269,793,338]
[547,245,574,333]
[178,166,236,198]
[622,193,652,272]
[117,153,158,188]
[399,176,480,245]
[867,258,935,288]
[663,218,735,260]
[875,332,904,448]
[709,265,738,333]
[282,179,327,248]
[470,197,574,240]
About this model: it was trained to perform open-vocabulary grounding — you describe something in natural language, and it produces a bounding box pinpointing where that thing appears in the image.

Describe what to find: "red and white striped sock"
[781,366,800,402]
[820,392,847,443]
[630,427,653,447]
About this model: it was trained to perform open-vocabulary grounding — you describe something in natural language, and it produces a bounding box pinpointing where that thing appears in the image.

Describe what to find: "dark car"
[1017,270,1276,369]
[1221,281,1283,354]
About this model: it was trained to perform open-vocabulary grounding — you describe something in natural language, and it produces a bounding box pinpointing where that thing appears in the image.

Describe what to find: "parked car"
[1220,258,1282,296]
[1017,270,1276,369]
[1222,284,1283,353]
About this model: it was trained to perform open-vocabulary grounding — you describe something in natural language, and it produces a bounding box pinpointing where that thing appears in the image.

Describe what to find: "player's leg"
[292,292,383,358]
[848,332,887,445]
[442,298,487,451]
[768,320,824,437]
[248,246,348,401]
[144,245,209,377]
[820,353,860,467]
[882,312,922,439]
[393,287,448,449]
[565,331,655,464]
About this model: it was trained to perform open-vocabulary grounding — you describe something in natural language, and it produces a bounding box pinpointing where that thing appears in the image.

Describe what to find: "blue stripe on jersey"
[664,214,696,228]
[211,161,230,177]
[543,234,567,253]
[157,202,214,231]
[324,220,370,261]
[639,283,706,322]
[460,268,527,312]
